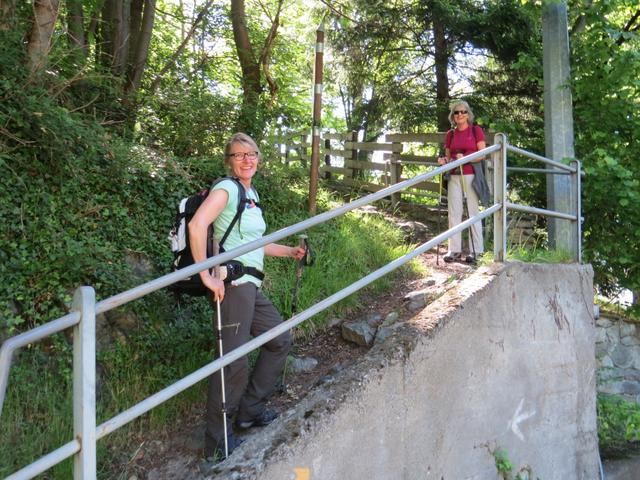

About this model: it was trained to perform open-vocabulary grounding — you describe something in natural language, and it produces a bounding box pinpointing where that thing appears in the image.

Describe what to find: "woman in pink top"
[437,100,485,263]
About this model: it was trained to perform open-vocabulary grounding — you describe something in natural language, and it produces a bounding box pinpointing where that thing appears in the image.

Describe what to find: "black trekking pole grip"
[296,235,307,278]
[291,234,314,316]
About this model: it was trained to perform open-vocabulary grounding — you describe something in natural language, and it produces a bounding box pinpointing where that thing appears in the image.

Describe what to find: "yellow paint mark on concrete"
[294,467,310,480]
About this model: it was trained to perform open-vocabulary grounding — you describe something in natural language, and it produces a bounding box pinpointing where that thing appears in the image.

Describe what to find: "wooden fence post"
[390,141,402,206]
[349,131,358,179]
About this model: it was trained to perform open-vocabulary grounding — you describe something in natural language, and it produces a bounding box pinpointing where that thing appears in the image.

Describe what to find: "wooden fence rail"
[272,130,495,206]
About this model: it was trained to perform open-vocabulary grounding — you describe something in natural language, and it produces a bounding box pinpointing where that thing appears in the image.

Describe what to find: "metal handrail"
[93,146,498,315]
[0,134,582,479]
[0,312,80,411]
[96,205,502,441]
[0,148,497,418]
[506,202,577,221]
[507,144,577,172]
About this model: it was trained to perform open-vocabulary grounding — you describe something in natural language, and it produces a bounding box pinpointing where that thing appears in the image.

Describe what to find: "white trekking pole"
[436,147,447,266]
[212,238,229,458]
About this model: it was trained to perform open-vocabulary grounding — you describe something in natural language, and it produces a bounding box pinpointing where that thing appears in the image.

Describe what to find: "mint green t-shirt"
[212,179,266,287]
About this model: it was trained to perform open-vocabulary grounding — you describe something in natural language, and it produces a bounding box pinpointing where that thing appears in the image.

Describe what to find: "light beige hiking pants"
[447,173,484,254]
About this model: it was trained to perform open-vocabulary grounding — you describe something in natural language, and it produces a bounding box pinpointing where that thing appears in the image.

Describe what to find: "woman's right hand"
[203,274,225,302]
[437,156,448,165]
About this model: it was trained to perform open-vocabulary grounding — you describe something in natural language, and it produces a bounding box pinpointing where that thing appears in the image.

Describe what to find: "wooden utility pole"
[309,22,324,216]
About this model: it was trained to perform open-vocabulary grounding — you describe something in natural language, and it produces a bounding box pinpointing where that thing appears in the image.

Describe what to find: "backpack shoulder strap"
[471,124,484,142]
[445,129,454,148]
[217,177,249,249]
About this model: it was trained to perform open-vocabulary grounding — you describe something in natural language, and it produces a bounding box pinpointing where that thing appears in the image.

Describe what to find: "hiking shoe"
[203,433,245,461]
[465,254,477,264]
[443,252,462,263]
[235,409,279,429]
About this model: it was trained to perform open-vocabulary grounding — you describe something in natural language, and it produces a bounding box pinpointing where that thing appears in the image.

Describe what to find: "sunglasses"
[453,110,468,115]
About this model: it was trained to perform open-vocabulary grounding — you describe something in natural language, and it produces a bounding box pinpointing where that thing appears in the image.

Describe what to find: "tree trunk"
[0,0,15,31]
[112,0,129,76]
[259,0,284,104]
[27,0,60,74]
[433,21,451,132]
[99,0,115,70]
[98,0,128,75]
[230,0,262,135]
[128,0,143,64]
[125,0,156,96]
[66,0,87,62]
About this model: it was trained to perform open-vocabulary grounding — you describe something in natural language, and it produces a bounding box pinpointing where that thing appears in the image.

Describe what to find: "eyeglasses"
[227,151,258,161]
[453,110,468,115]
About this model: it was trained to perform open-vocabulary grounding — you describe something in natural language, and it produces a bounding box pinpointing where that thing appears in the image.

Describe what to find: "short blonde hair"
[223,132,261,167]
[448,100,475,126]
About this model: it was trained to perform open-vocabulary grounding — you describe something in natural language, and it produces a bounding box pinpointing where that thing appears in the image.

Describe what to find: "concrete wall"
[211,263,599,480]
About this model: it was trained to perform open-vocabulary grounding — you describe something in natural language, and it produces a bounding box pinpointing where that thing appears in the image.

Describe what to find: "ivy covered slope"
[0,80,408,339]
[0,90,219,331]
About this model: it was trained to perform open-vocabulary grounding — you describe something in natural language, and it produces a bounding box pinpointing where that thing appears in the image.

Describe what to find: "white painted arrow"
[508,398,536,441]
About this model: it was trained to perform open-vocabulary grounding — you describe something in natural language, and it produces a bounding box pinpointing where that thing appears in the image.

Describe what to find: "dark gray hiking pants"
[204,282,291,454]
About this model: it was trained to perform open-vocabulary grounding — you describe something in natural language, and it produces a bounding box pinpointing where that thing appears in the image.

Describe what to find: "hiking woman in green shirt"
[189,132,305,459]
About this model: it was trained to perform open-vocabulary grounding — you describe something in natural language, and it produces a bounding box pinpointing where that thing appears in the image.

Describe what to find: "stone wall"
[596,313,640,402]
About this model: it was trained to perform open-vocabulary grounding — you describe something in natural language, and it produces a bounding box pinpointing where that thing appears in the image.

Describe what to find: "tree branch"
[148,0,215,93]
[616,8,640,45]
[317,0,357,24]
[258,0,284,104]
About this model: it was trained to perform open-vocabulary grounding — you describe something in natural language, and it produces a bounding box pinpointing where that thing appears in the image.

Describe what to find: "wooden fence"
[272,130,541,248]
[273,130,496,206]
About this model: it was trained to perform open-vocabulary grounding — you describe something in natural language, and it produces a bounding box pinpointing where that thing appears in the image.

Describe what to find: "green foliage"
[493,448,539,480]
[0,341,75,478]
[570,0,640,297]
[594,297,640,323]
[494,448,513,477]
[139,88,238,157]
[597,393,640,459]
[507,247,573,264]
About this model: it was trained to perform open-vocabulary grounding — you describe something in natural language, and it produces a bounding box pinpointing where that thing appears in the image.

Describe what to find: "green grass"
[478,247,573,265]
[594,296,640,322]
[0,311,213,479]
[265,210,420,339]
[0,344,74,478]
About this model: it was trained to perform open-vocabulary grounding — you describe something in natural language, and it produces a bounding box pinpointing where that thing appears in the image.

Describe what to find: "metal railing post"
[493,133,508,261]
[571,159,582,262]
[73,286,97,480]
